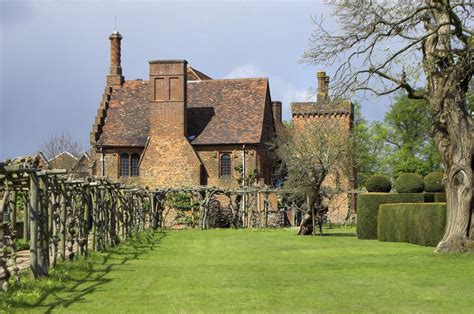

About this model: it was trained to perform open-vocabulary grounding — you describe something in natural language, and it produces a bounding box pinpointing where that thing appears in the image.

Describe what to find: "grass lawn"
[2,227,474,313]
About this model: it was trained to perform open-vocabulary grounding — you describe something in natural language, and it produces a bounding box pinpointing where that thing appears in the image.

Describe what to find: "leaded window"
[120,153,129,177]
[220,153,231,177]
[131,153,140,177]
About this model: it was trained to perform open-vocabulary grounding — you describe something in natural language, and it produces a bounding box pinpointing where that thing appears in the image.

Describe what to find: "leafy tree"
[352,103,389,187]
[282,120,293,128]
[378,94,443,178]
[304,1,472,252]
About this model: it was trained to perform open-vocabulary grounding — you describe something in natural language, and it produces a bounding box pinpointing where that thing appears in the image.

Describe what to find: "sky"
[0,0,393,160]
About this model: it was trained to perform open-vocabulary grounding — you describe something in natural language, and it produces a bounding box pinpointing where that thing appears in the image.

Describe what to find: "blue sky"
[0,0,392,160]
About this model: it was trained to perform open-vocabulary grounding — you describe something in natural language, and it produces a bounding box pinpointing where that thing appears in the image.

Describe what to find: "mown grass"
[1,227,473,313]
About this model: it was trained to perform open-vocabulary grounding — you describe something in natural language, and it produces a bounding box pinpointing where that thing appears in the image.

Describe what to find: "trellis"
[151,186,280,229]
[0,156,285,292]
[0,156,153,291]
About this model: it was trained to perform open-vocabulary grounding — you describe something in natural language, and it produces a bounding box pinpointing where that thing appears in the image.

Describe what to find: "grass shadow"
[1,230,168,312]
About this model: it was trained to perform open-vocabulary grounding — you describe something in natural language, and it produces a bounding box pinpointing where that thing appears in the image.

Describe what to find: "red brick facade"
[90,32,278,190]
[89,32,354,225]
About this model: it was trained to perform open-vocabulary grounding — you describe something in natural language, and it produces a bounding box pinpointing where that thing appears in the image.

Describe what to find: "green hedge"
[377,203,446,247]
[357,193,425,239]
[423,193,447,203]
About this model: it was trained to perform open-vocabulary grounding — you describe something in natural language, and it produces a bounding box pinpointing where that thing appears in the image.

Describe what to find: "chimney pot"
[317,71,329,103]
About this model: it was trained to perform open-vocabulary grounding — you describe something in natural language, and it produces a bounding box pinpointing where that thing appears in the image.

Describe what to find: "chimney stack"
[272,101,282,124]
[148,60,188,137]
[317,71,329,103]
[107,31,124,87]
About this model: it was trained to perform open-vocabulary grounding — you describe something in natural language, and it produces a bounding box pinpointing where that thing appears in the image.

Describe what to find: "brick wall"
[195,145,259,189]
[140,136,201,188]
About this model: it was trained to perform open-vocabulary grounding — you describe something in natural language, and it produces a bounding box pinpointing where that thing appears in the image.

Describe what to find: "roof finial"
[114,16,117,32]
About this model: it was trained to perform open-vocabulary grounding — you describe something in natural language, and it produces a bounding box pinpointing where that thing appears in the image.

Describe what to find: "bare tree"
[303,0,472,252]
[276,118,353,235]
[39,130,84,160]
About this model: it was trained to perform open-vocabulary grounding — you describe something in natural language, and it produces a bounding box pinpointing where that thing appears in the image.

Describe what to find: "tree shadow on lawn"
[320,232,357,237]
[4,230,167,313]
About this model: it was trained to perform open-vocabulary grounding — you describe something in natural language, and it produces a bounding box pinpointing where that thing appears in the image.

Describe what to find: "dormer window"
[220,153,231,177]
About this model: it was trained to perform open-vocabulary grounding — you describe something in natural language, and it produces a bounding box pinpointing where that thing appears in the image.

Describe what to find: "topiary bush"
[356,193,425,239]
[424,172,444,192]
[377,203,446,247]
[365,174,392,192]
[394,173,425,193]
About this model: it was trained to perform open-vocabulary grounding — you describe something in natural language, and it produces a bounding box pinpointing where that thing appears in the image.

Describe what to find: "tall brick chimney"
[140,59,202,188]
[107,31,124,87]
[147,60,188,136]
[272,101,282,124]
[317,71,329,103]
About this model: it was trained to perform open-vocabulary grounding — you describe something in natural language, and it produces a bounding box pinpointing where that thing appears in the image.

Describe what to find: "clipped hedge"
[366,174,392,192]
[424,193,447,203]
[394,173,425,193]
[356,193,425,239]
[377,203,446,247]
[424,172,444,192]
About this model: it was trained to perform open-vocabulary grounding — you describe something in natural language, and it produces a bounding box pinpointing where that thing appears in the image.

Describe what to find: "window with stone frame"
[131,153,140,176]
[120,153,130,177]
[220,153,232,178]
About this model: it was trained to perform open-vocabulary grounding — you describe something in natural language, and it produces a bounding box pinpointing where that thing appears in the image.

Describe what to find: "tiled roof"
[291,100,352,116]
[188,78,269,145]
[98,80,149,147]
[97,78,269,147]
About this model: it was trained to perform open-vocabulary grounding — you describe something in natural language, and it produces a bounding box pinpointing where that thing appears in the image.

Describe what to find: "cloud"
[225,64,313,121]
[224,64,268,79]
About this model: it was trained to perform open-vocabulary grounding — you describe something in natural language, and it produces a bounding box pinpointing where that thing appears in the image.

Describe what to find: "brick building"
[89,31,354,224]
[291,71,355,223]
[89,31,282,189]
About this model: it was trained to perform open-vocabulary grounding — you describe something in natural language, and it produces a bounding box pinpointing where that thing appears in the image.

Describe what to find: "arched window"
[120,153,129,177]
[131,153,140,177]
[220,153,231,177]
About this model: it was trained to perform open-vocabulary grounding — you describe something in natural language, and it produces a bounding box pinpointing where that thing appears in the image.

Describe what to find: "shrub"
[208,200,232,228]
[424,172,444,192]
[378,203,446,247]
[365,175,392,192]
[394,173,425,193]
[424,193,447,203]
[356,193,425,239]
[16,239,30,251]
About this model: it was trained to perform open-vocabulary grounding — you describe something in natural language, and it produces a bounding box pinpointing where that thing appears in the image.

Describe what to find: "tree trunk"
[298,195,315,235]
[432,91,472,253]
[422,0,473,253]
